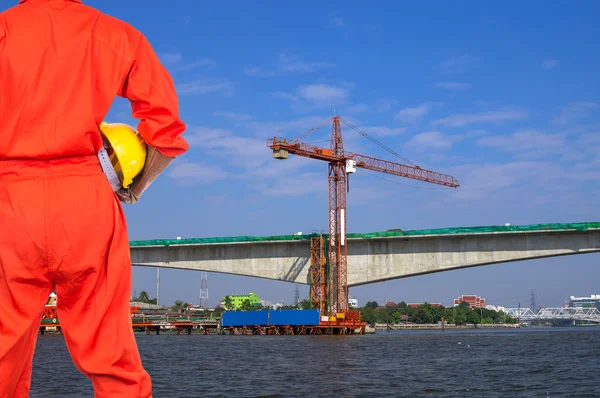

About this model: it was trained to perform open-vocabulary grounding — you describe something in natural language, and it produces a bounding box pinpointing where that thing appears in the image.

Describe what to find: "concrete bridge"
[129,222,600,286]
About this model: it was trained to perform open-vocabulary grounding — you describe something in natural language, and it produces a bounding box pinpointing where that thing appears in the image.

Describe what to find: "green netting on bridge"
[129,222,600,247]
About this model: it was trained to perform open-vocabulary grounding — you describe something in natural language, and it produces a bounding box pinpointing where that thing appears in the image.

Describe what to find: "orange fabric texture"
[0,0,188,160]
[0,158,152,397]
[0,0,188,396]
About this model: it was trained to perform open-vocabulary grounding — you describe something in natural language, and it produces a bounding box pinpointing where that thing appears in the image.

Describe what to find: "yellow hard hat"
[99,122,147,189]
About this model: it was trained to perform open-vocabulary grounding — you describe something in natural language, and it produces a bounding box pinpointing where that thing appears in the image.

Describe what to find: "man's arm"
[116,32,188,204]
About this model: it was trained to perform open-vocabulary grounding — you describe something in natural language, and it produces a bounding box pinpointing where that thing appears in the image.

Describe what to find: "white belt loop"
[98,147,121,191]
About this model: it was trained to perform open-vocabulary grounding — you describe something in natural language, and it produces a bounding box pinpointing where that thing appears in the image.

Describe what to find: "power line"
[530,289,538,312]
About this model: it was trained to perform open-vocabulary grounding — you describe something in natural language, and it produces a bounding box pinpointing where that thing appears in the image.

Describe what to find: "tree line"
[359,301,518,327]
[132,290,517,327]
[132,290,192,313]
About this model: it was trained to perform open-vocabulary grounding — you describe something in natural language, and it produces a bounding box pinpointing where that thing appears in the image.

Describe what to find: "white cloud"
[402,129,487,154]
[176,78,236,96]
[253,155,315,178]
[176,58,217,70]
[185,127,231,144]
[256,171,326,197]
[404,131,455,152]
[243,67,270,77]
[158,52,183,65]
[176,124,330,197]
[356,126,406,137]
[395,102,442,122]
[344,98,397,114]
[275,84,352,111]
[271,91,300,102]
[168,161,233,183]
[373,99,397,112]
[432,109,528,127]
[447,125,600,201]
[435,82,472,90]
[244,53,335,77]
[158,52,216,70]
[542,60,558,70]
[346,104,369,113]
[185,126,267,169]
[477,130,567,157]
[246,116,332,137]
[474,100,493,107]
[213,111,253,121]
[434,54,482,75]
[552,102,598,125]
[182,117,338,174]
[277,53,335,73]
[298,84,350,104]
[450,161,564,201]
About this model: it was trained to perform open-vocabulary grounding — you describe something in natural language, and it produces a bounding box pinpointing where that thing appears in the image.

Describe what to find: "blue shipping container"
[269,309,320,326]
[222,310,269,327]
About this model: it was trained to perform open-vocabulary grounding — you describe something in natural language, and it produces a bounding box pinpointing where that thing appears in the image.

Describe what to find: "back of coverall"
[0,0,188,396]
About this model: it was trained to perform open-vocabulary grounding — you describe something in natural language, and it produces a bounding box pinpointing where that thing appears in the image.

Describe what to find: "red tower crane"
[267,116,459,325]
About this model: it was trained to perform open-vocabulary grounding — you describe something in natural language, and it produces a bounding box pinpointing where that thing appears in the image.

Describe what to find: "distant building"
[46,292,57,306]
[454,295,486,309]
[259,300,284,310]
[221,292,260,309]
[485,305,506,313]
[569,295,600,309]
[130,301,163,310]
[348,298,358,308]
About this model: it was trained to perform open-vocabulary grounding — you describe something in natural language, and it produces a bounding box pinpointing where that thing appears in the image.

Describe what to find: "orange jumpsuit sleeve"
[118,32,188,158]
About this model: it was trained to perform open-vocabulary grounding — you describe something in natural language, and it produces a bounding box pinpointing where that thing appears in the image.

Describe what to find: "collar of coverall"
[18,0,81,3]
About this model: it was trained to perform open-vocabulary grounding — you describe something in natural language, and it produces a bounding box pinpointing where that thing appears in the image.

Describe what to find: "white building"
[569,295,600,309]
[485,304,506,313]
[348,298,358,308]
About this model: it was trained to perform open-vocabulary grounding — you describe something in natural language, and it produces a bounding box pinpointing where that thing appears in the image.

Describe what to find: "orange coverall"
[0,0,188,396]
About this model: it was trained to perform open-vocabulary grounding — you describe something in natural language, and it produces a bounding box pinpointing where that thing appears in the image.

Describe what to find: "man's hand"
[114,146,175,205]
[116,188,139,204]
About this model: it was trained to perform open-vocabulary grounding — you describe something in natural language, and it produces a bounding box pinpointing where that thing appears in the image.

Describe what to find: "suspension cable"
[339,117,417,167]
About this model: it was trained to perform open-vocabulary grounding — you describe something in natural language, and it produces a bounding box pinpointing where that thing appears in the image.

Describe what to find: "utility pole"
[294,285,300,307]
[199,272,209,308]
[156,268,160,306]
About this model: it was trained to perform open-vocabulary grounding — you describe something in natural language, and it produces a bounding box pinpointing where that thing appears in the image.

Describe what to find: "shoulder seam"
[131,34,174,116]
[91,13,134,63]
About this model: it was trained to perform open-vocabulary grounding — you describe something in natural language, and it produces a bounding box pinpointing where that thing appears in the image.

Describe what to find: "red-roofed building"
[454,295,486,309]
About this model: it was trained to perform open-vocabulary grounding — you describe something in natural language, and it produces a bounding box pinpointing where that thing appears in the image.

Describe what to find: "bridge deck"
[130,222,600,247]
[129,222,600,286]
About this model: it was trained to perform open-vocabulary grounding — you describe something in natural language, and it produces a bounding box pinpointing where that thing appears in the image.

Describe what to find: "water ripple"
[28,327,600,397]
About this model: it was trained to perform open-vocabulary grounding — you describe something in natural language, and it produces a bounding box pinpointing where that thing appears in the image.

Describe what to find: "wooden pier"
[39,305,220,335]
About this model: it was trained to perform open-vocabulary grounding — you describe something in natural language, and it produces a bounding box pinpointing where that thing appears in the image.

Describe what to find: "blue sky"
[3,0,600,309]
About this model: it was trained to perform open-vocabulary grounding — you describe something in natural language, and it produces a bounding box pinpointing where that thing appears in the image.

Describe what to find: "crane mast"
[267,116,459,323]
[328,117,348,314]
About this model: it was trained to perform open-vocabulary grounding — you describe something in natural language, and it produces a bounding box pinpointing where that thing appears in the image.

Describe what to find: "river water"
[30,327,600,397]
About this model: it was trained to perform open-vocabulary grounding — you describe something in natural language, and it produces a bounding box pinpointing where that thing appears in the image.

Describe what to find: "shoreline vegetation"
[359,301,518,328]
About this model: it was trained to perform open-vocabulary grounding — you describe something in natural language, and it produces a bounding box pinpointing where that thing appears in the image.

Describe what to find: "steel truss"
[504,307,600,322]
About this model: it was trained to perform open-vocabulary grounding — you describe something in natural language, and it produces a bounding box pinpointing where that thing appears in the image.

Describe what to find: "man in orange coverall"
[0,0,188,396]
